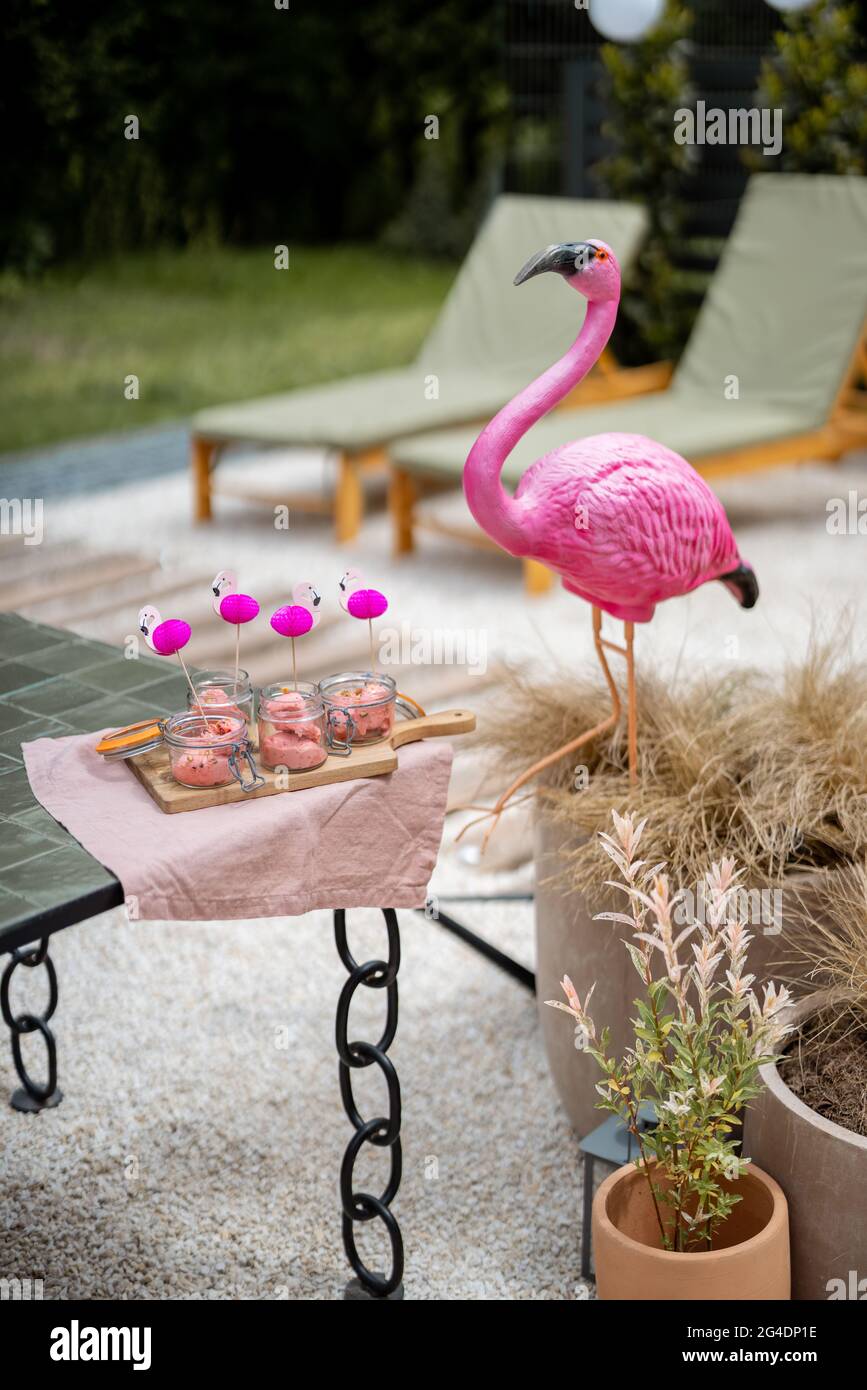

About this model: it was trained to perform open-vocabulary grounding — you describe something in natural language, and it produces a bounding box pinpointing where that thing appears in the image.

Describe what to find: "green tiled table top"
[0,613,190,952]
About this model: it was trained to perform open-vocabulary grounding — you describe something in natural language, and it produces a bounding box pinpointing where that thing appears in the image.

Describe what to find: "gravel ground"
[0,900,594,1301]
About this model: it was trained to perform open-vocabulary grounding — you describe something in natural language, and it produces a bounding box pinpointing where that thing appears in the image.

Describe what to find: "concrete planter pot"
[743,997,867,1301]
[534,816,821,1137]
[592,1161,790,1301]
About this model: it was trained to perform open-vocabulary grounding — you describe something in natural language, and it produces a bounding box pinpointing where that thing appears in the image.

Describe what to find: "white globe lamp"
[588,0,667,43]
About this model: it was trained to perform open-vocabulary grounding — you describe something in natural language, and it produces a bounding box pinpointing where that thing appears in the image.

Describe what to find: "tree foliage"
[1,0,505,270]
[749,1,867,175]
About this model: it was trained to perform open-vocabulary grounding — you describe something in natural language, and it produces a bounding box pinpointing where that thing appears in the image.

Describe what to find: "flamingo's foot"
[453,606,630,854]
[454,712,623,854]
[454,788,539,849]
[454,797,513,855]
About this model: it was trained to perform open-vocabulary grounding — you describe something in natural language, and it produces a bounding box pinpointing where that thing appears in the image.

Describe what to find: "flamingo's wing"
[520,435,741,600]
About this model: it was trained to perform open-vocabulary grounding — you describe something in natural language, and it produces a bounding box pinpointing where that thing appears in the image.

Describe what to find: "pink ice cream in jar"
[257,682,328,772]
[164,713,249,789]
[319,671,397,745]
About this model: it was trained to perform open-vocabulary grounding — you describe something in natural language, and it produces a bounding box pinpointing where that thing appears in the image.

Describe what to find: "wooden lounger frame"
[191,439,389,544]
[188,352,672,544]
[388,322,867,596]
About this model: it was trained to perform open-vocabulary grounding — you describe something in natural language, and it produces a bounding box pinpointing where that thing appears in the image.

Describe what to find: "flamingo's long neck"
[463,297,618,555]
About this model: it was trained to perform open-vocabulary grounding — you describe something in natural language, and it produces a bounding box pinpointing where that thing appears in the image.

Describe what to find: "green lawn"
[0,245,456,453]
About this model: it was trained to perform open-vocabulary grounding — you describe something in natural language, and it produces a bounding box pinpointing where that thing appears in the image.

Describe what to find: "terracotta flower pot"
[535,816,825,1137]
[743,996,867,1300]
[592,1161,790,1301]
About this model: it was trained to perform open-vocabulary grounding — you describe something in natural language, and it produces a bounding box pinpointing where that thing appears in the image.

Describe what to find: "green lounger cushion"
[415,194,647,378]
[192,195,647,452]
[193,367,533,453]
[676,174,867,424]
[390,390,813,487]
[391,174,867,484]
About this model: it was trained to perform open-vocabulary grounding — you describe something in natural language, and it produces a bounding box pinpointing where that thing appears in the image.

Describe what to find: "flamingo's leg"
[624,620,638,785]
[456,606,623,852]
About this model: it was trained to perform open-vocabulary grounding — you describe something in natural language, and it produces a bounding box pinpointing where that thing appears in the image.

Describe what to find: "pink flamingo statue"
[338,570,388,671]
[270,582,321,687]
[211,570,260,693]
[138,605,209,723]
[461,238,757,842]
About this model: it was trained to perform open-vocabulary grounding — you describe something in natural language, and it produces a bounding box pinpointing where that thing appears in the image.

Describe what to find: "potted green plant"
[744,862,867,1300]
[547,811,791,1300]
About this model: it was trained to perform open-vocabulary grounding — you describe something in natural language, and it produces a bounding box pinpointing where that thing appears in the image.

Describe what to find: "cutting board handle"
[390,708,475,749]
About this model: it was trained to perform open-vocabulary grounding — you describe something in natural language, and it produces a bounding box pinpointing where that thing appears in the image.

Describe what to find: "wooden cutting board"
[126,709,475,813]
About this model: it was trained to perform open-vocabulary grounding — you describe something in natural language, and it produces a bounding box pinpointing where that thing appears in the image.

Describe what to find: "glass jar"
[318,671,416,747]
[187,669,254,731]
[164,711,262,791]
[257,682,331,772]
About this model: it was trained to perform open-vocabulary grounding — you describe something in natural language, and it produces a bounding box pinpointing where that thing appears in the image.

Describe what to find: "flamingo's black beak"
[312,591,321,606]
[139,624,148,636]
[514,241,596,286]
[212,585,221,597]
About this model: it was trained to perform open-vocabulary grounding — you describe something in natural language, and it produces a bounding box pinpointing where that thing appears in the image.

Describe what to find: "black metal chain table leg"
[1,938,63,1112]
[334,908,404,1300]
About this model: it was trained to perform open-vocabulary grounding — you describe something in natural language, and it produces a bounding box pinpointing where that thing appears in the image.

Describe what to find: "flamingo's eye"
[596,250,608,262]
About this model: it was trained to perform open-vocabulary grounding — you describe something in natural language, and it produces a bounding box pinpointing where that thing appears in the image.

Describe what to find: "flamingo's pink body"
[463,241,755,623]
[512,427,742,623]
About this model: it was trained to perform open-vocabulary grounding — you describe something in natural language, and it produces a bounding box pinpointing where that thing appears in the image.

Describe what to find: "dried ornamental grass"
[483,637,867,896]
[784,859,867,1031]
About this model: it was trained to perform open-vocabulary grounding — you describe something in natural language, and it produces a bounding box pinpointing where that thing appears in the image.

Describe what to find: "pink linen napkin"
[22,731,453,922]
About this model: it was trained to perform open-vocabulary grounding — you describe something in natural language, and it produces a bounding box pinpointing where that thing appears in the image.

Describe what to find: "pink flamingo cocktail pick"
[270,581,321,688]
[211,569,260,694]
[338,569,388,671]
[459,235,757,844]
[138,605,209,724]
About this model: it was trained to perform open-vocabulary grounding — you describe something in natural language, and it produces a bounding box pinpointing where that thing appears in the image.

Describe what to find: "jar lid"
[95,717,166,760]
[96,712,248,761]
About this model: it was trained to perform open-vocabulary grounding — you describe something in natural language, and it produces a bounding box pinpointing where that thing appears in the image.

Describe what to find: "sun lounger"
[190,195,655,539]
